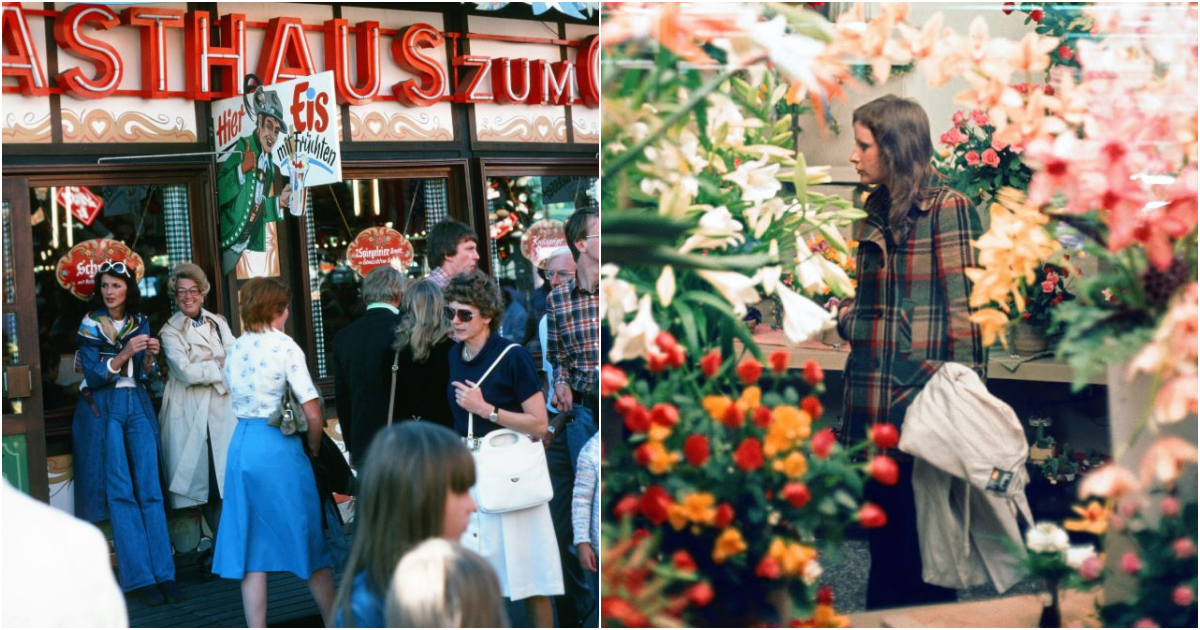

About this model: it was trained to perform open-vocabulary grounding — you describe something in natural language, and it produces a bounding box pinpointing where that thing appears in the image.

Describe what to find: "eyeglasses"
[547,270,574,279]
[444,307,476,323]
[176,288,203,298]
[97,261,130,275]
[585,235,600,240]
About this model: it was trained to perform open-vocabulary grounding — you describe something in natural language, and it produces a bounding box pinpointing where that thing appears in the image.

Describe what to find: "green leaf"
[672,300,701,357]
[793,152,809,208]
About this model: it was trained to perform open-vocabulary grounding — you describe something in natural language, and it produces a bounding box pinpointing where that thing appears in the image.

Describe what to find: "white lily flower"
[706,93,759,147]
[681,206,745,252]
[744,198,787,240]
[723,157,781,203]
[794,237,827,295]
[696,270,761,317]
[747,17,825,92]
[756,240,782,296]
[815,256,855,298]
[656,265,676,307]
[608,295,661,364]
[600,266,639,330]
[777,284,835,344]
[1026,522,1070,554]
[1065,544,1097,569]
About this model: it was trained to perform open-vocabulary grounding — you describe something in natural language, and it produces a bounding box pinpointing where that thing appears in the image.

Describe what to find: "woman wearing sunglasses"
[444,270,562,628]
[158,263,237,543]
[71,260,181,605]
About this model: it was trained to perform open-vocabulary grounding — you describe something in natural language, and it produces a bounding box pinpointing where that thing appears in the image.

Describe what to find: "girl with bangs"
[334,422,478,628]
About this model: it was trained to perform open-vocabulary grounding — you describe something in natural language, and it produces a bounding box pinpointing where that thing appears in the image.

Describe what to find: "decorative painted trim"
[348,110,453,141]
[572,117,599,143]
[2,111,52,143]
[477,114,565,143]
[60,108,196,143]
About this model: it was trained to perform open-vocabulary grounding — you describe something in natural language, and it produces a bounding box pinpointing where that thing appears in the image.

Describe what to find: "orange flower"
[712,528,747,564]
[636,440,681,475]
[764,405,812,457]
[1064,500,1112,535]
[702,395,733,422]
[739,385,762,410]
[766,538,817,577]
[773,451,809,479]
[668,492,717,531]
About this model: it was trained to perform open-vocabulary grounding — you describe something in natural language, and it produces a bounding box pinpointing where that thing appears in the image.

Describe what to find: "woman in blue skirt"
[213,277,335,627]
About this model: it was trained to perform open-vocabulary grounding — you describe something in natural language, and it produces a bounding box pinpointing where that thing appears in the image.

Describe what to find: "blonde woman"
[386,539,509,628]
[159,263,237,537]
[390,280,456,430]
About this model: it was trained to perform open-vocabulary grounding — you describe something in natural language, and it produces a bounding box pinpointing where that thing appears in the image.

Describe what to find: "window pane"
[307,177,449,378]
[29,184,192,413]
[485,174,597,347]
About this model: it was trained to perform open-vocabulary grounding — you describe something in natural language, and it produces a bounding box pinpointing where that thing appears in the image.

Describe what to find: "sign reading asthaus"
[0,5,600,108]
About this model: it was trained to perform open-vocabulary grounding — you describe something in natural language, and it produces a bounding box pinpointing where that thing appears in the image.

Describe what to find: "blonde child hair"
[385,539,509,628]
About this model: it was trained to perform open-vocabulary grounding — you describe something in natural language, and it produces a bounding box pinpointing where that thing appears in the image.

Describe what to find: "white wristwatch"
[488,406,498,424]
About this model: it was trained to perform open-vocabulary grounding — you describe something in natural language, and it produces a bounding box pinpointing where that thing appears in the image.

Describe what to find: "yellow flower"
[773,451,809,478]
[702,395,733,422]
[764,405,812,457]
[713,528,747,564]
[1064,500,1112,535]
[739,385,762,410]
[969,308,1011,349]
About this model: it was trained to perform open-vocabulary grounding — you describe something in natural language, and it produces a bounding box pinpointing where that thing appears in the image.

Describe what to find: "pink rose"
[1121,551,1143,575]
[1161,496,1181,517]
[1010,143,1025,155]
[971,109,989,126]
[1045,271,1060,285]
[965,151,981,166]
[952,110,966,127]
[1173,537,1196,559]
[981,148,1001,168]
[1042,280,1056,293]
[991,138,1008,152]
[1134,619,1160,628]
[1119,499,1139,518]
[1173,585,1195,607]
[940,128,969,147]
[1079,555,1103,581]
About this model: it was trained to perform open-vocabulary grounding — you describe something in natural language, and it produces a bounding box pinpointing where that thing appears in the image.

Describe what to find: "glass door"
[2,176,49,500]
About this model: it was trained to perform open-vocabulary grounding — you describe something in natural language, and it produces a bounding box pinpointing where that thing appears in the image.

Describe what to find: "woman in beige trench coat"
[159,263,237,535]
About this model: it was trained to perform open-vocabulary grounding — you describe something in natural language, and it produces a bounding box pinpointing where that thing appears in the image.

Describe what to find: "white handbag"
[464,344,554,514]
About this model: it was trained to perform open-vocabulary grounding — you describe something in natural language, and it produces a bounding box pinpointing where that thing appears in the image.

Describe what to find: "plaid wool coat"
[836,181,987,445]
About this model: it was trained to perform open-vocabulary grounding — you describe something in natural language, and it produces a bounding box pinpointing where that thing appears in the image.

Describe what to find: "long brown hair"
[853,95,933,235]
[334,422,475,627]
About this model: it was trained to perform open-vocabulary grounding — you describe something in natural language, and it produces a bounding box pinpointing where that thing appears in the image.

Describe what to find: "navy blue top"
[447,333,541,437]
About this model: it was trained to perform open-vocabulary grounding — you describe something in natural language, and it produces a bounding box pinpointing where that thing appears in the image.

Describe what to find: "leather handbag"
[268,384,309,436]
[464,344,553,514]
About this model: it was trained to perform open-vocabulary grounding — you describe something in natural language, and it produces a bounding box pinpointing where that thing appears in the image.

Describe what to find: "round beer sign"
[55,239,145,300]
[521,219,567,269]
[346,226,414,277]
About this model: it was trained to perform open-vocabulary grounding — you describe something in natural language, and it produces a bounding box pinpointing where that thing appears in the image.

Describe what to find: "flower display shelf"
[849,587,1101,628]
[745,328,1107,386]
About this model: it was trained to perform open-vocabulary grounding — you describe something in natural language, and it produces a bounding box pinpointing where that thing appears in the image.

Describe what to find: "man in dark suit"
[332,266,408,468]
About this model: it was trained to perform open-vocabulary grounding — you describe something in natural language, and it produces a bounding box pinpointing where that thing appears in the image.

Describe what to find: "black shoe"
[128,585,166,606]
[158,579,184,603]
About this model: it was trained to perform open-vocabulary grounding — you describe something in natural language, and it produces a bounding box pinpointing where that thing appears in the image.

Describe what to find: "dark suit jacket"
[332,306,402,461]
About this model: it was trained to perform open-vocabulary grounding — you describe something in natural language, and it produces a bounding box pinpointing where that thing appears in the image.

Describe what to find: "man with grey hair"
[331,265,409,465]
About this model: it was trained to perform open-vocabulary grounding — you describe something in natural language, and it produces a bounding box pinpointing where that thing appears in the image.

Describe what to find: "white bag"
[464,344,553,514]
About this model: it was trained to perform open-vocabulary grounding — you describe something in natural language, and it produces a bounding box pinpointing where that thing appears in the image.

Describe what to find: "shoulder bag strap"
[466,343,520,443]
[387,350,400,426]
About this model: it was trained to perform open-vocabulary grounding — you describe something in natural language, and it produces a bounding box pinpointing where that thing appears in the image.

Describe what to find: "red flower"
[802,359,824,385]
[756,557,782,579]
[768,349,790,374]
[623,405,651,433]
[870,455,900,486]
[647,351,669,373]
[1022,311,1032,320]
[614,495,639,519]
[737,357,764,384]
[800,395,823,419]
[816,586,834,605]
[811,428,836,459]
[721,402,746,428]
[614,395,638,417]
[634,443,653,467]
[655,331,678,353]
[734,438,765,471]
[639,486,672,525]
[666,344,687,369]
[672,550,698,572]
[687,582,715,607]
[683,435,710,466]
[752,405,773,428]
[714,503,735,529]
[602,597,649,628]
[1002,2,1015,14]
[782,482,812,508]
[858,502,888,528]
[649,403,679,428]
[700,349,722,378]
[1058,44,1073,60]
[1030,8,1044,22]
[600,364,628,397]
[869,423,900,450]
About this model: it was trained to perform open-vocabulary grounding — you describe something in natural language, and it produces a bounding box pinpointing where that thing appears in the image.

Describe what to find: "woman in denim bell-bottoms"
[71,262,180,606]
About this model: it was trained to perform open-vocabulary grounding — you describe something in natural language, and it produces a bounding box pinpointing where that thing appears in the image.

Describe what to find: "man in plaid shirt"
[543,205,599,627]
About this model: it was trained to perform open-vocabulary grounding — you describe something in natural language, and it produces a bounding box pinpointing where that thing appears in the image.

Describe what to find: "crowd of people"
[50,207,601,628]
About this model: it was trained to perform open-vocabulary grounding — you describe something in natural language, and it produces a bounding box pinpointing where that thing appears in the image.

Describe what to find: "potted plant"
[1029,416,1057,463]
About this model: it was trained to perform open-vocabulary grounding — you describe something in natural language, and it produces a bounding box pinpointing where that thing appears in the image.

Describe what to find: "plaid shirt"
[426,266,451,289]
[837,181,987,446]
[546,275,599,395]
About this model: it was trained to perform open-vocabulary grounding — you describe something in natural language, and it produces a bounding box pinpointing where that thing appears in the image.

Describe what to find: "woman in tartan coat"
[836,95,987,610]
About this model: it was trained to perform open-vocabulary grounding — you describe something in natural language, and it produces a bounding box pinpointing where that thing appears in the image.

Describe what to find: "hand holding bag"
[464,343,553,514]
